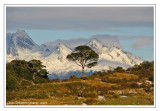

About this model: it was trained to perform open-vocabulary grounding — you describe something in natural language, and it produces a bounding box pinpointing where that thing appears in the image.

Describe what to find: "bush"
[6,75,18,90]
[68,75,80,81]
[6,59,49,85]
[64,82,90,95]
[62,79,69,82]
[82,91,98,98]
[80,77,88,80]
[149,76,154,82]
[34,76,49,84]
[28,92,49,99]
[85,98,97,105]
[107,73,139,83]
[69,75,78,79]
[120,83,131,89]
[110,85,121,90]
[144,86,153,93]
[130,83,139,88]
[50,78,61,82]
[114,66,125,73]
[112,94,119,99]
[19,80,33,89]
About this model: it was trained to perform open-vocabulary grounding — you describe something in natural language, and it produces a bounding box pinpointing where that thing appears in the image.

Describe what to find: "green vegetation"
[67,45,99,77]
[114,66,125,73]
[6,59,49,90]
[6,60,154,105]
[127,61,154,80]
[6,75,18,90]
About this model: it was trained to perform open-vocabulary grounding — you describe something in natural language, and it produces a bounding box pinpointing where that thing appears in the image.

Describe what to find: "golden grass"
[6,73,154,105]
[109,73,139,81]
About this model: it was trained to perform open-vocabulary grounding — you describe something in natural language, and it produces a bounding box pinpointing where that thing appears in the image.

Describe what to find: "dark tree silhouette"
[67,45,99,77]
[28,59,48,80]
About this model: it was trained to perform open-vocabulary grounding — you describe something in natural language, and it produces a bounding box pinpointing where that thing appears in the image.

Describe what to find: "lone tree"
[67,45,99,77]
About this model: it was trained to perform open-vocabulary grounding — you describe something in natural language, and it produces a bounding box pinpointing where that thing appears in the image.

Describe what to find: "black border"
[3,4,156,108]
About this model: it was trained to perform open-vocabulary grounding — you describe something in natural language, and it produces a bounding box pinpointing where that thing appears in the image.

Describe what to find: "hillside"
[6,61,154,105]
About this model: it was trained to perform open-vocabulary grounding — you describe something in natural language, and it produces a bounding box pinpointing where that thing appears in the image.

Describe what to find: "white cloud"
[131,39,150,49]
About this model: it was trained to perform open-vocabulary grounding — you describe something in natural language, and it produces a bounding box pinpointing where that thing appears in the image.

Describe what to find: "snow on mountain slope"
[86,39,143,72]
[88,39,109,54]
[41,43,79,74]
[6,29,39,56]
[6,48,43,63]
[6,30,143,79]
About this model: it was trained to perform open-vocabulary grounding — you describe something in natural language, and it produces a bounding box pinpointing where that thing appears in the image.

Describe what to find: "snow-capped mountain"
[6,29,143,79]
[6,29,39,56]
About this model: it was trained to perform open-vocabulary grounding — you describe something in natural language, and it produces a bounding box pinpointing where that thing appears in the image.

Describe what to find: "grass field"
[6,75,154,105]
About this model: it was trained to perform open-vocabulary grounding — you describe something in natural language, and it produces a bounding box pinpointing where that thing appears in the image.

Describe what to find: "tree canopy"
[67,45,99,77]
[6,59,49,90]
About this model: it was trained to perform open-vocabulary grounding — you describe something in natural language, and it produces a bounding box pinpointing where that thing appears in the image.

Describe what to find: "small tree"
[27,59,48,81]
[114,66,125,73]
[69,75,78,81]
[67,45,99,77]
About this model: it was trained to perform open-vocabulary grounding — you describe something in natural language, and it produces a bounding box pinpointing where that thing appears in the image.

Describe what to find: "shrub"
[144,86,153,93]
[30,92,49,99]
[59,86,70,94]
[112,94,119,99]
[62,79,69,82]
[34,76,49,84]
[80,77,88,80]
[85,98,97,105]
[69,75,78,79]
[149,76,154,82]
[130,83,139,88]
[114,66,125,73]
[19,80,33,89]
[6,59,49,85]
[82,91,98,98]
[50,78,61,82]
[107,73,139,83]
[110,85,121,90]
[6,75,18,90]
[120,83,131,89]
[68,75,80,81]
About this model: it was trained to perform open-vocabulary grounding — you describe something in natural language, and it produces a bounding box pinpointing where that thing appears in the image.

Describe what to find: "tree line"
[6,59,49,89]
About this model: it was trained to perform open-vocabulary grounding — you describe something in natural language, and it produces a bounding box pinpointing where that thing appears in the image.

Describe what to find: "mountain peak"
[87,38,109,54]
[58,43,69,49]
[15,29,29,38]
[90,38,102,44]
[6,29,39,56]
[88,38,106,49]
[55,43,72,55]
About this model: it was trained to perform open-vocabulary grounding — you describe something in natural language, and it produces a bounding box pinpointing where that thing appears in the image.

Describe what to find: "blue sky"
[6,7,154,61]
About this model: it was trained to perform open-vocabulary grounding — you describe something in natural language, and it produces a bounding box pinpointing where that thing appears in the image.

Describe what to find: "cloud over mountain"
[6,7,153,30]
[132,39,150,49]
